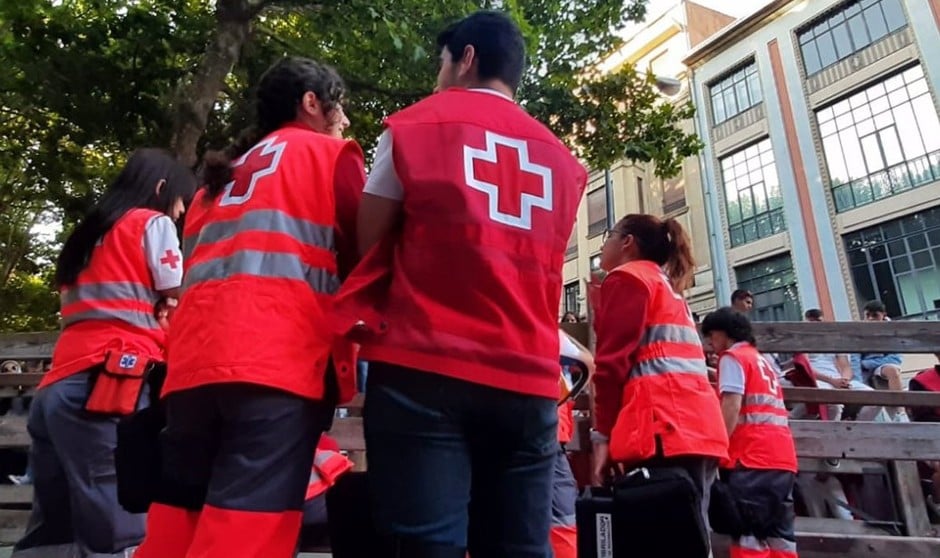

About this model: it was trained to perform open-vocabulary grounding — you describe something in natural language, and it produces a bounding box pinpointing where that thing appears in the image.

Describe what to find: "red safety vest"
[305,448,354,500]
[911,366,940,419]
[334,88,587,399]
[165,124,363,401]
[558,401,575,445]
[608,261,729,465]
[43,208,167,388]
[720,343,798,472]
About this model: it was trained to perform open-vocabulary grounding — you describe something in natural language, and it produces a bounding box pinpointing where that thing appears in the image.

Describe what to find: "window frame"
[719,138,787,247]
[797,0,908,77]
[816,64,940,213]
[708,60,763,125]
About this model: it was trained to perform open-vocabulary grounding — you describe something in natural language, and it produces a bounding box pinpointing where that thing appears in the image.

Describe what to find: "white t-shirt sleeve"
[363,130,404,201]
[143,215,183,291]
[718,354,746,395]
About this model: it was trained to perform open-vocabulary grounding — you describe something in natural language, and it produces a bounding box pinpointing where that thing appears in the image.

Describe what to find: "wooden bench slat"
[0,485,33,506]
[0,332,58,361]
[0,374,44,388]
[0,417,30,449]
[712,532,940,558]
[791,420,940,460]
[783,386,940,407]
[751,321,940,353]
[795,517,896,536]
[797,458,886,475]
[328,417,365,452]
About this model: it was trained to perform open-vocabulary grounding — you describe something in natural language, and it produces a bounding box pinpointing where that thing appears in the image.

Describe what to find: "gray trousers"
[12,371,144,558]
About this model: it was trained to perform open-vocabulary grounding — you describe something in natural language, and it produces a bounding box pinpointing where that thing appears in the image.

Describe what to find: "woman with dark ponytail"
[135,56,366,558]
[13,149,195,558]
[588,214,729,555]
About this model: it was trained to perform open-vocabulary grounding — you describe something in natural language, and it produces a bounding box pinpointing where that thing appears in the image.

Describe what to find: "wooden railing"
[2,322,940,557]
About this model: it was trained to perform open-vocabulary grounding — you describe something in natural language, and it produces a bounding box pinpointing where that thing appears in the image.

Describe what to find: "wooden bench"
[3,322,940,556]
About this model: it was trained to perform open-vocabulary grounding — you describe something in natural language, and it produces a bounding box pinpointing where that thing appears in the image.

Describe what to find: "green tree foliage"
[0,0,704,331]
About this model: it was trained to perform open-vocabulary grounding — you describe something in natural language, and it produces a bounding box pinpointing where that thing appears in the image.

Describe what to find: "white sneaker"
[893,410,910,423]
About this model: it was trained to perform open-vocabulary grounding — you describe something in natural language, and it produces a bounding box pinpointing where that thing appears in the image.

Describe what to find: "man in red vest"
[334,10,587,557]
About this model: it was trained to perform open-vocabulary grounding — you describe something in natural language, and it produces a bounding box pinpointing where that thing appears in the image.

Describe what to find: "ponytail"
[661,218,695,292]
[202,127,267,199]
[615,213,696,293]
[202,56,347,200]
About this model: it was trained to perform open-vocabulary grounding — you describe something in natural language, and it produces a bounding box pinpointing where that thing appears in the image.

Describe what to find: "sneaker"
[8,474,29,485]
[893,410,911,423]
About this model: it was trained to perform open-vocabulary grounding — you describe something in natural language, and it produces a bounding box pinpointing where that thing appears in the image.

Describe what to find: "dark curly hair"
[202,56,347,198]
[701,306,756,346]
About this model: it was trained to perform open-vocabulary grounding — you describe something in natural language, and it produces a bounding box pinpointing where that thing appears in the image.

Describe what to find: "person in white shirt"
[802,309,886,422]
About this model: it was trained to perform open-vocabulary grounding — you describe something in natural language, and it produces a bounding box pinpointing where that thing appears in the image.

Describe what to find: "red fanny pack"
[85,351,152,416]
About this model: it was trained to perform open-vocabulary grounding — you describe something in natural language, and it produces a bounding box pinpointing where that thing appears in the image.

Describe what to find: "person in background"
[703,307,798,558]
[332,10,586,558]
[13,150,194,558]
[731,289,754,314]
[561,311,578,324]
[800,309,885,422]
[860,300,908,421]
[590,213,729,537]
[134,57,365,558]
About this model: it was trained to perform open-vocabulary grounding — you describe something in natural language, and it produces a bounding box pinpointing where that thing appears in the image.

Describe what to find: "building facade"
[561,1,735,319]
[685,0,940,322]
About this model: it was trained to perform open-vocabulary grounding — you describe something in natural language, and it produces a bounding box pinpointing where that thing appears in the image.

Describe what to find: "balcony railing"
[832,150,940,213]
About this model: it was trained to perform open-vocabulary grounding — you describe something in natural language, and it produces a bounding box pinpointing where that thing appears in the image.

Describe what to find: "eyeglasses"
[603,228,626,241]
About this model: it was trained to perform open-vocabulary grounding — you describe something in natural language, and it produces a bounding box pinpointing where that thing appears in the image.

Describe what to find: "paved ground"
[0,548,331,557]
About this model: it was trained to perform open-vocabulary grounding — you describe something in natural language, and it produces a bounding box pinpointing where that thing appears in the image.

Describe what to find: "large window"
[735,254,802,322]
[564,281,581,317]
[662,175,686,214]
[565,226,578,260]
[817,65,940,212]
[844,206,940,319]
[798,0,907,76]
[720,139,786,247]
[709,62,762,124]
[587,188,607,237]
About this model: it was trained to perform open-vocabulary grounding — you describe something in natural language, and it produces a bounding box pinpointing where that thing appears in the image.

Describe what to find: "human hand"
[592,441,611,486]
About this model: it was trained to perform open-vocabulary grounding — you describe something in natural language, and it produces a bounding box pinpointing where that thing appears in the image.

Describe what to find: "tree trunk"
[170,0,260,167]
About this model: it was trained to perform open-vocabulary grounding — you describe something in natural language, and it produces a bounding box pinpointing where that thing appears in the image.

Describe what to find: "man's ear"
[458,44,476,76]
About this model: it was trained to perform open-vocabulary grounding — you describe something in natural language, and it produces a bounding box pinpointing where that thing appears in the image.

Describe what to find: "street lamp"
[604,75,683,228]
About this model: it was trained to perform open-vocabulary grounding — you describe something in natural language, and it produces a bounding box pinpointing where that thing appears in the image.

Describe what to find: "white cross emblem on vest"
[462,131,554,231]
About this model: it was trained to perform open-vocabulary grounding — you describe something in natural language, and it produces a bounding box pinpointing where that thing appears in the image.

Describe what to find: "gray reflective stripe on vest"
[314,450,342,467]
[61,282,159,307]
[744,394,786,409]
[184,209,334,261]
[768,537,797,552]
[308,469,323,486]
[640,323,702,346]
[735,535,797,553]
[184,250,340,294]
[633,356,708,378]
[738,412,789,426]
[551,513,577,527]
[736,535,766,551]
[62,308,160,330]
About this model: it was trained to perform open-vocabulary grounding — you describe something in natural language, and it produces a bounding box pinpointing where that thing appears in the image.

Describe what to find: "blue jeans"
[356,360,369,394]
[363,362,558,557]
